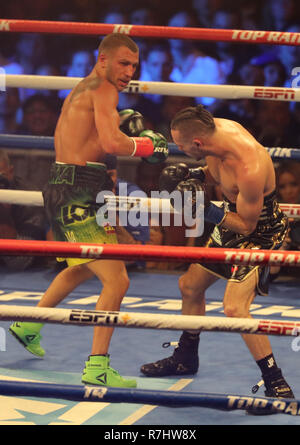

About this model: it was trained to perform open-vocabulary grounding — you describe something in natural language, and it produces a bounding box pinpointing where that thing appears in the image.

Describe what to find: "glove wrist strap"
[130,137,154,157]
[204,202,227,225]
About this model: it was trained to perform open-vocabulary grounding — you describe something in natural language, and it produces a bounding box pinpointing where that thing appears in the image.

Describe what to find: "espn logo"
[258,320,300,336]
[254,88,296,101]
[280,205,300,217]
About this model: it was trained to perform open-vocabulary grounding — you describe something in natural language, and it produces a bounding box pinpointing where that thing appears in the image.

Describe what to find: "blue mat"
[0,266,299,425]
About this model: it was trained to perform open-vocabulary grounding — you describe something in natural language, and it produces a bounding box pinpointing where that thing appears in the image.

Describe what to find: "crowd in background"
[0,0,300,279]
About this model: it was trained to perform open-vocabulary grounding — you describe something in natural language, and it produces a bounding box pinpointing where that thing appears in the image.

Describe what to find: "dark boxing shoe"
[141,331,199,377]
[141,353,199,377]
[264,369,294,399]
[247,369,294,415]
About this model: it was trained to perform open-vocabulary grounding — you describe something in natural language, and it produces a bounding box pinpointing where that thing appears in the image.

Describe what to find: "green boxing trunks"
[43,161,117,267]
[202,191,288,296]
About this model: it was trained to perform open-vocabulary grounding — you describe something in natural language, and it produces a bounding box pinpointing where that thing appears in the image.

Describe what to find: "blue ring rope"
[0,134,300,160]
[0,379,298,416]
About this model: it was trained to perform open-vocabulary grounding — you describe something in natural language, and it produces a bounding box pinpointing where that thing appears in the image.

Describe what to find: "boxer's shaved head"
[98,33,139,58]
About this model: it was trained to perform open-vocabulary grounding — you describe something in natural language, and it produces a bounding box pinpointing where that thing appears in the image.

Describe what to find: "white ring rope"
[1,189,299,219]
[5,75,300,102]
[1,305,300,336]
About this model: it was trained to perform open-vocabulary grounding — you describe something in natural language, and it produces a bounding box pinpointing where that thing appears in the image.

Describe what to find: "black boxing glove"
[159,163,206,193]
[119,109,145,137]
[175,179,207,218]
[175,179,227,224]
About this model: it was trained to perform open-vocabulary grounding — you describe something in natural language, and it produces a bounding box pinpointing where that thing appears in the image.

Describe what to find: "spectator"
[213,98,259,135]
[238,62,265,86]
[100,5,128,24]
[67,50,95,77]
[0,150,47,271]
[15,34,47,75]
[167,10,224,107]
[240,0,262,30]
[214,61,265,133]
[255,100,298,147]
[139,43,174,99]
[212,8,261,83]
[270,162,300,281]
[278,25,300,88]
[129,6,159,61]
[264,60,287,87]
[209,7,261,116]
[59,50,95,100]
[211,8,241,85]
[276,162,300,204]
[130,7,157,25]
[250,53,287,87]
[0,36,24,76]
[263,0,297,31]
[191,0,220,28]
[138,43,175,126]
[24,65,62,100]
[48,9,84,69]
[0,88,20,134]
[18,94,60,137]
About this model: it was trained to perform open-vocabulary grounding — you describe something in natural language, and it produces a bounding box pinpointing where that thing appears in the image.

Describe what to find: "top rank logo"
[113,25,133,34]
[80,245,103,258]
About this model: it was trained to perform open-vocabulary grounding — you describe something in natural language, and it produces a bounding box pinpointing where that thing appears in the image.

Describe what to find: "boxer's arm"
[93,82,136,155]
[221,175,264,235]
[93,84,162,159]
[202,166,219,185]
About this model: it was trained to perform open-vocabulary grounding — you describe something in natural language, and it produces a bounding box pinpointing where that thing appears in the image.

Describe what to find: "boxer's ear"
[193,137,203,148]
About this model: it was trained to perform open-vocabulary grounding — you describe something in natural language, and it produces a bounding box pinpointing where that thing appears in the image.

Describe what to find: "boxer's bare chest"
[206,157,239,202]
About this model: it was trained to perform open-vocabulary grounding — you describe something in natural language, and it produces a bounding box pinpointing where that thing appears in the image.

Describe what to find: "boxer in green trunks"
[44,161,117,267]
[9,33,168,388]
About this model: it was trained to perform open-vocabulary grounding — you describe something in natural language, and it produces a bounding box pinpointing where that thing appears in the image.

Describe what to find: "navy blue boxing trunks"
[201,191,288,295]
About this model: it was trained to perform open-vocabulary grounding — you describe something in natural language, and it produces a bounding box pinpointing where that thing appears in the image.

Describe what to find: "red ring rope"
[0,19,300,46]
[0,239,299,267]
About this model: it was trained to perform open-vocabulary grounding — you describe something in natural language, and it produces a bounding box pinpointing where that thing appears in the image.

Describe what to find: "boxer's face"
[105,46,139,91]
[171,128,204,161]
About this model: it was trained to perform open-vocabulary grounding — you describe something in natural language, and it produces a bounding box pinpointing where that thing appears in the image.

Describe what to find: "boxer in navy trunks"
[204,191,288,296]
[141,105,294,409]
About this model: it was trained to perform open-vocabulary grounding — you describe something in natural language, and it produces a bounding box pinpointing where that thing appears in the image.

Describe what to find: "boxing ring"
[0,18,300,426]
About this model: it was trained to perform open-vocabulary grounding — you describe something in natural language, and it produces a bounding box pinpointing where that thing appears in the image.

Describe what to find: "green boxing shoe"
[82,354,137,388]
[9,322,45,358]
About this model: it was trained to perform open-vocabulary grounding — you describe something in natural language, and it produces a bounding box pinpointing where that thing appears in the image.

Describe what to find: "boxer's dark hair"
[171,105,216,136]
[98,33,139,56]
